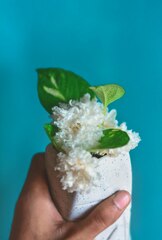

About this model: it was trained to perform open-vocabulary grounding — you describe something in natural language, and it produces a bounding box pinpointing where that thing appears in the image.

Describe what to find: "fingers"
[19,153,47,196]
[17,153,63,221]
[69,191,131,240]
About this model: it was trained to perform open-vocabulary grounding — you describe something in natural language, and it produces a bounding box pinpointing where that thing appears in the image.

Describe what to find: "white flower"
[51,94,116,151]
[50,93,141,192]
[55,148,100,193]
[119,122,141,152]
[103,109,118,128]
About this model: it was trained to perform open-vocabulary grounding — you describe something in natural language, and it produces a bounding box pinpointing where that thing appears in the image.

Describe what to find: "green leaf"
[37,68,95,113]
[90,129,130,151]
[44,123,61,151]
[90,84,125,110]
[44,123,56,141]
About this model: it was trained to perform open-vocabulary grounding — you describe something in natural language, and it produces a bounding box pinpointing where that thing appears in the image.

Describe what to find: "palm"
[10,153,65,240]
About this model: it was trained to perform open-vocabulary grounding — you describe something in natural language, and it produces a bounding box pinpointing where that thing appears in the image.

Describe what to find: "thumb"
[71,190,131,240]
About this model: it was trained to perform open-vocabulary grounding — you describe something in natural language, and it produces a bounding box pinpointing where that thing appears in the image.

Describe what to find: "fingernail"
[113,191,131,210]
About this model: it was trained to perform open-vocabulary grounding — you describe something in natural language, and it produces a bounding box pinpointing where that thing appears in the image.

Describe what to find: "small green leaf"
[37,68,95,113]
[90,84,125,110]
[44,123,56,141]
[44,123,61,151]
[90,129,130,151]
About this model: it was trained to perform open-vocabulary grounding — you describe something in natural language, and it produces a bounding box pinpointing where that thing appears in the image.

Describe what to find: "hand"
[10,153,131,240]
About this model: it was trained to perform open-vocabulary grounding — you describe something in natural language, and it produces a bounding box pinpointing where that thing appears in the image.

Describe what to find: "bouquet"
[37,68,141,240]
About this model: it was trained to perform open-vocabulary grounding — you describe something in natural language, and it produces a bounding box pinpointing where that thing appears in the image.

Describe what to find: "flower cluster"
[56,148,100,192]
[51,94,141,192]
[52,94,110,151]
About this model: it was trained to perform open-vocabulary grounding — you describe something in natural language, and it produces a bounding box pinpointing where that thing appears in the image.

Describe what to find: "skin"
[10,153,131,240]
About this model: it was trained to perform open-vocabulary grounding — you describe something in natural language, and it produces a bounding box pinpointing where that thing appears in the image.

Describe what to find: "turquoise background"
[0,1,162,239]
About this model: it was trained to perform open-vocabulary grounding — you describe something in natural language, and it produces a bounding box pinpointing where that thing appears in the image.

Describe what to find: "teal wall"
[1,1,162,239]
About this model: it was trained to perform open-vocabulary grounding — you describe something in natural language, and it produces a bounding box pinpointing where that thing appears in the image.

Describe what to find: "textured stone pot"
[45,144,132,240]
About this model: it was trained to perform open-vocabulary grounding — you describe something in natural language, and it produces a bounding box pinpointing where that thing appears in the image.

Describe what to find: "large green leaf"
[90,128,130,151]
[37,68,95,113]
[90,84,125,110]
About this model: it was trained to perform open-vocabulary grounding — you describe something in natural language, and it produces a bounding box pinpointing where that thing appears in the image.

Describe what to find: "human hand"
[10,153,131,240]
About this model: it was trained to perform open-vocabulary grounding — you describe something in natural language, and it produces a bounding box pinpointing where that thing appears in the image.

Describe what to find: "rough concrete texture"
[45,144,132,240]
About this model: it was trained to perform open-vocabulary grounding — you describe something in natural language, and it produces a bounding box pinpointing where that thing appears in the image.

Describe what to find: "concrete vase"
[45,144,132,240]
